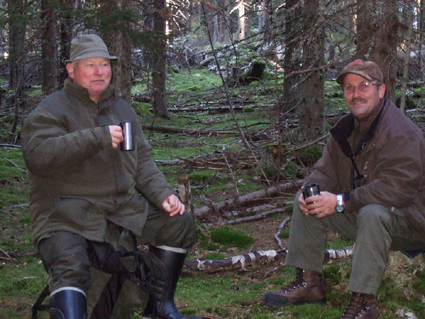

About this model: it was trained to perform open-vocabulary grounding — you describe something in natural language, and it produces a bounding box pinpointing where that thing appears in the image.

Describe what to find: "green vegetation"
[211,225,254,249]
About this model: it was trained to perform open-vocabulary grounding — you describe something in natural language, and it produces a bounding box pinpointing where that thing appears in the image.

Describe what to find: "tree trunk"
[41,0,58,95]
[238,0,245,41]
[58,0,76,86]
[282,0,302,113]
[100,0,133,103]
[217,0,231,44]
[296,0,325,142]
[355,0,398,102]
[152,0,169,118]
[7,0,27,140]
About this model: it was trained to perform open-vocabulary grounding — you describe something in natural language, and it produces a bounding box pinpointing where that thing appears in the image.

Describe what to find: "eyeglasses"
[342,81,381,94]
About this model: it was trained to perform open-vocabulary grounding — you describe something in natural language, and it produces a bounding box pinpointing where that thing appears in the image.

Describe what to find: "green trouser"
[38,204,197,295]
[285,192,425,295]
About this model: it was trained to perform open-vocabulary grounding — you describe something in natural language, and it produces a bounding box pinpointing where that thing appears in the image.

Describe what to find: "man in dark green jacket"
[263,60,425,319]
[21,34,198,319]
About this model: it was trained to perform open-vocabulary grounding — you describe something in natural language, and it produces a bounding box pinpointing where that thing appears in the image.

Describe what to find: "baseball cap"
[65,34,117,63]
[336,60,383,84]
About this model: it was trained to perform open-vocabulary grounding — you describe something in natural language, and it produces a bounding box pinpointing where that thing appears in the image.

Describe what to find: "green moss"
[132,101,152,116]
[211,225,254,249]
[278,229,290,239]
[296,143,323,167]
[282,161,300,180]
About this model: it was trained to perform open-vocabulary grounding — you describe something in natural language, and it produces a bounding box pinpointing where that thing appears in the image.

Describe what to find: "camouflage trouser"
[38,206,197,318]
[285,191,425,295]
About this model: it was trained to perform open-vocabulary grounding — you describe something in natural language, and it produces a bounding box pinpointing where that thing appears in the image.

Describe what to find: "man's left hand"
[162,194,185,217]
[302,191,338,218]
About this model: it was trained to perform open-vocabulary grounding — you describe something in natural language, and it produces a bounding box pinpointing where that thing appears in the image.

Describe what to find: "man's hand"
[109,125,123,149]
[298,191,338,218]
[162,194,185,217]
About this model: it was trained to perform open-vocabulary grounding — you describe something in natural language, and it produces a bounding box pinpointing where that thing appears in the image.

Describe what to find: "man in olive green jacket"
[21,34,198,319]
[263,60,425,319]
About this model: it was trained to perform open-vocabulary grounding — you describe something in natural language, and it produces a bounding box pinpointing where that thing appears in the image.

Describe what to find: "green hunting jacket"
[21,79,174,245]
[303,98,425,233]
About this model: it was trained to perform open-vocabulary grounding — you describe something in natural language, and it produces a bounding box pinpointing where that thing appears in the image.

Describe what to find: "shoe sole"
[263,295,326,309]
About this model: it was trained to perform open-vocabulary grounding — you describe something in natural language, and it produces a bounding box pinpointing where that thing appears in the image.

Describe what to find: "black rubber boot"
[143,245,201,319]
[49,289,87,319]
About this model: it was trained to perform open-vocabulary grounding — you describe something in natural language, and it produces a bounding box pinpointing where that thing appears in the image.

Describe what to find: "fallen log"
[183,249,287,273]
[141,124,237,136]
[194,180,303,219]
[227,208,285,225]
[183,246,354,273]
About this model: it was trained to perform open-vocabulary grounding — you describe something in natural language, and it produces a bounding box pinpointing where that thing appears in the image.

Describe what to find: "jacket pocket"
[51,197,96,230]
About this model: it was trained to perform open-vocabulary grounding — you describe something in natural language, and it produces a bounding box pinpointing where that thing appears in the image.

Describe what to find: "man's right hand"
[109,125,123,149]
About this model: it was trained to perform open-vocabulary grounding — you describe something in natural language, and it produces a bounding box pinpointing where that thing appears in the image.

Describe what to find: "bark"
[194,180,303,219]
[182,246,354,273]
[152,0,170,118]
[7,0,27,140]
[58,0,76,86]
[400,6,414,114]
[282,0,302,113]
[237,0,245,41]
[217,0,231,44]
[296,0,325,142]
[178,175,194,214]
[355,0,398,102]
[41,0,58,95]
[100,0,133,103]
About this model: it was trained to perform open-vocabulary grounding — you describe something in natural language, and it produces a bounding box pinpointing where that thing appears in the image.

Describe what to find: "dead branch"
[141,124,237,136]
[274,217,291,250]
[0,248,21,262]
[4,157,27,173]
[220,148,239,196]
[1,203,29,209]
[0,143,21,149]
[167,105,254,113]
[194,180,303,219]
[227,208,285,225]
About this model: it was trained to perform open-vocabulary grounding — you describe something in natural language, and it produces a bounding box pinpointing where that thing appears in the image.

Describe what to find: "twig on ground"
[0,248,19,262]
[274,216,291,250]
[4,157,27,173]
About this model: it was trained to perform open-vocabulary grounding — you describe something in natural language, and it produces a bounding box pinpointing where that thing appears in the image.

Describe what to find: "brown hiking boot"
[263,268,326,308]
[340,293,380,319]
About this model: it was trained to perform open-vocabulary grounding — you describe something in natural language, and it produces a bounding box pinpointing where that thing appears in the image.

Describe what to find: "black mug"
[120,122,135,151]
[302,183,320,199]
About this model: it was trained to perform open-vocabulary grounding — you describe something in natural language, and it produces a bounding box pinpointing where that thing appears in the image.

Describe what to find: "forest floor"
[1,68,425,318]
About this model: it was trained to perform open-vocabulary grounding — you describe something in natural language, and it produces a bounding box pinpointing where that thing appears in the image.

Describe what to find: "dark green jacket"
[21,79,174,245]
[303,98,425,233]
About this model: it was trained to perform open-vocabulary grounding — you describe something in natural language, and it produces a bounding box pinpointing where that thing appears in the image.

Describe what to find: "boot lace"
[282,269,307,293]
[341,293,370,318]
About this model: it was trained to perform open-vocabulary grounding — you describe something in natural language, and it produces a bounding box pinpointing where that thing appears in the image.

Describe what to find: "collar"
[330,98,387,158]
[64,79,116,106]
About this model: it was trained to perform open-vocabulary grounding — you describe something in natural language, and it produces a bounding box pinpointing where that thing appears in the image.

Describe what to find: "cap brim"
[65,51,117,63]
[337,71,373,84]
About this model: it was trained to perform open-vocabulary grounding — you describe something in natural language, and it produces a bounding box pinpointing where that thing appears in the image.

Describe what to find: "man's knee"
[358,204,391,228]
[174,212,197,248]
[38,231,91,293]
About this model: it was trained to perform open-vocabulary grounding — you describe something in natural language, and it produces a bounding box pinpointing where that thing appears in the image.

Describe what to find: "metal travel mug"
[120,122,135,151]
[302,183,320,199]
